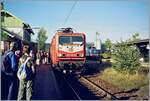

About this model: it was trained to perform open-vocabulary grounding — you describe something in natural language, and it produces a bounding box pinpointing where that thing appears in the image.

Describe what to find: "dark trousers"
[1,71,7,100]
[2,73,19,100]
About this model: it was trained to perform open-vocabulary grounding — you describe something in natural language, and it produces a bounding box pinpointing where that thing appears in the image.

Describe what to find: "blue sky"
[3,0,149,43]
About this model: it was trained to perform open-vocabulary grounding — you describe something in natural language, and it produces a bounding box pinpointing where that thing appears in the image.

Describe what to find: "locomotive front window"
[72,36,83,44]
[59,36,83,45]
[59,36,71,45]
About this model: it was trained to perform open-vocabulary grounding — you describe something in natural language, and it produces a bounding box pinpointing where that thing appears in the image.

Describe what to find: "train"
[50,28,86,74]
[86,47,102,63]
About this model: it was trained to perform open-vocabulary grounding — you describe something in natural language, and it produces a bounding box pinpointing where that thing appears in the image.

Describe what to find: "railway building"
[1,9,35,53]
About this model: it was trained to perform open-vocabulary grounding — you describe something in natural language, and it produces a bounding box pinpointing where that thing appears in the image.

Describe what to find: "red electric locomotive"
[50,28,86,74]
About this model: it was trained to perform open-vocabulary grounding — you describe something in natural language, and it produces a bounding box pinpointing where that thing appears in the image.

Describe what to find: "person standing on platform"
[17,43,36,100]
[1,41,19,100]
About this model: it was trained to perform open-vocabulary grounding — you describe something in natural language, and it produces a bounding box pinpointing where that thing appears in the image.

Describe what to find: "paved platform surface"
[33,64,62,100]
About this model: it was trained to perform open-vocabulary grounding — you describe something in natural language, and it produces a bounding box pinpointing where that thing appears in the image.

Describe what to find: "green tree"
[104,38,112,51]
[37,28,48,50]
[112,40,141,74]
[101,39,112,58]
[128,32,140,42]
[1,31,9,40]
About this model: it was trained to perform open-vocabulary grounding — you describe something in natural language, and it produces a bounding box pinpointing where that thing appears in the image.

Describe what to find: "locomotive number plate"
[69,47,73,52]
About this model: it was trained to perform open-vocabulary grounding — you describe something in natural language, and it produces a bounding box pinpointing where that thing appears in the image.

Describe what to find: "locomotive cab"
[59,35,85,62]
[50,28,86,74]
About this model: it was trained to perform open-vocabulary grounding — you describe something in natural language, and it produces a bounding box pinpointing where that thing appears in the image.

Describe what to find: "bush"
[112,41,141,74]
[101,52,111,59]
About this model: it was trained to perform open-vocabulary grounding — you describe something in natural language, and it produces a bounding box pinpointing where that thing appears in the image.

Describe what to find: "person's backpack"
[1,51,13,73]
[17,57,33,80]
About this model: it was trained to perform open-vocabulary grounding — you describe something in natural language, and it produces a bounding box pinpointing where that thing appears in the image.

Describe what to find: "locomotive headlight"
[59,45,63,50]
[80,54,84,57]
[58,53,65,57]
[58,53,62,57]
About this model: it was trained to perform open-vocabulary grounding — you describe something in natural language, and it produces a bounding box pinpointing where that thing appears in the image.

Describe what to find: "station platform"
[33,64,62,100]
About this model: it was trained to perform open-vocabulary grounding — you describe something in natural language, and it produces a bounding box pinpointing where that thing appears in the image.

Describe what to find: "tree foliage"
[112,40,141,74]
[128,32,140,42]
[1,31,9,40]
[37,28,48,50]
[104,38,112,51]
[102,39,112,58]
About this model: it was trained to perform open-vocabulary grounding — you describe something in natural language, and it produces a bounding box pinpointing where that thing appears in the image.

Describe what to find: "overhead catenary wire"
[52,0,78,34]
[62,0,78,27]
[49,0,79,44]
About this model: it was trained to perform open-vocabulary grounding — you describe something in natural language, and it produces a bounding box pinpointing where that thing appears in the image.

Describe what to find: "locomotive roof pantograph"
[57,27,74,33]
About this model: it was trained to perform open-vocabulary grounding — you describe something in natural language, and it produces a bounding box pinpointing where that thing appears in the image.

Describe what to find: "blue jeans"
[5,74,19,100]
[1,71,7,99]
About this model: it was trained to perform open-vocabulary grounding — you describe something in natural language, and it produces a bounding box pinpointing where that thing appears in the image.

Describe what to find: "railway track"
[53,70,82,100]
[64,74,101,100]
[54,69,119,100]
[79,76,119,100]
[62,75,82,100]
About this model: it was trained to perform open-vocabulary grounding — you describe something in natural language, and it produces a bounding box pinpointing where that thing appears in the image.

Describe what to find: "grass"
[99,68,149,91]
